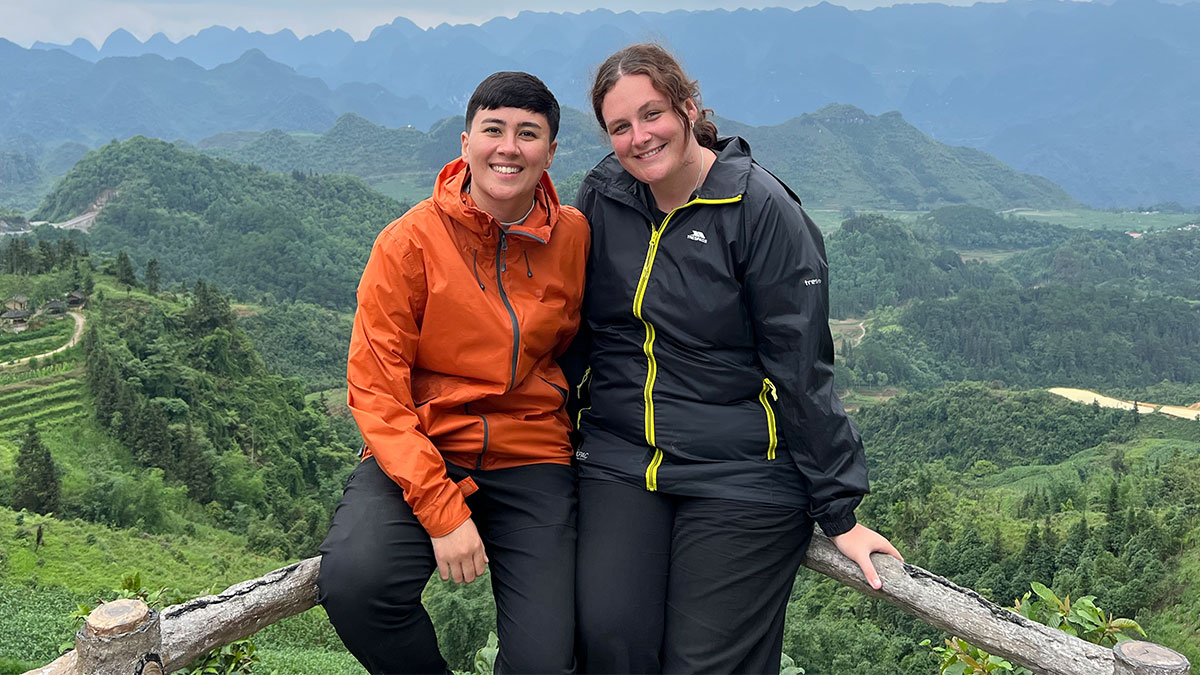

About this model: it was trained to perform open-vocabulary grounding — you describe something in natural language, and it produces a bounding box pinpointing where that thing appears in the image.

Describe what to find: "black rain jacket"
[572,137,868,536]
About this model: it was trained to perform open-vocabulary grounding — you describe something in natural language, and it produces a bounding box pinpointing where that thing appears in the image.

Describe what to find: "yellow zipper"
[635,195,742,491]
[759,378,779,460]
[575,367,592,429]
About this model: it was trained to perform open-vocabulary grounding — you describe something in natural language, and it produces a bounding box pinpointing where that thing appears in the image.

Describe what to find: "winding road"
[1048,387,1200,422]
[0,311,86,368]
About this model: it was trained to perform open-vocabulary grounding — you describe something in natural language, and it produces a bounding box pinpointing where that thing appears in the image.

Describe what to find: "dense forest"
[34,137,405,310]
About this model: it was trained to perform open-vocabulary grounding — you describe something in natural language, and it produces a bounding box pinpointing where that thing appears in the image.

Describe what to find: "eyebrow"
[479,117,544,130]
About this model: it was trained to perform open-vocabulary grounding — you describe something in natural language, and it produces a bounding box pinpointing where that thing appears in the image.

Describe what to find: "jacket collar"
[433,158,562,243]
[584,136,754,215]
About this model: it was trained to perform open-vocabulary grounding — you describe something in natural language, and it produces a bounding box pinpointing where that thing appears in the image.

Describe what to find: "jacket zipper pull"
[499,231,508,272]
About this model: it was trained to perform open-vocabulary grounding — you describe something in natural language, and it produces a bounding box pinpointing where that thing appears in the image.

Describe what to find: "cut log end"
[1113,640,1191,675]
[84,599,152,638]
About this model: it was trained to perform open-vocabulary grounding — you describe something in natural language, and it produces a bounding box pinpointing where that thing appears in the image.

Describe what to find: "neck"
[467,182,537,225]
[649,140,708,213]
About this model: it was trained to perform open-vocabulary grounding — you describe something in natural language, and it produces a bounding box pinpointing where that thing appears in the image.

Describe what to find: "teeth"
[637,146,663,159]
[493,165,521,174]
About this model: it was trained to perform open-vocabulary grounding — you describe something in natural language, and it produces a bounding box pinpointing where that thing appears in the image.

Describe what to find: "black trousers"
[575,478,813,674]
[317,457,577,675]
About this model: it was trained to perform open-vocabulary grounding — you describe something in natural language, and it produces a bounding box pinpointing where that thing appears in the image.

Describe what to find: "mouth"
[634,144,666,160]
[491,164,522,175]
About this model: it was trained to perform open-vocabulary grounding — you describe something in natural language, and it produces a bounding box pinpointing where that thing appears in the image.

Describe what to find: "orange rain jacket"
[347,158,589,538]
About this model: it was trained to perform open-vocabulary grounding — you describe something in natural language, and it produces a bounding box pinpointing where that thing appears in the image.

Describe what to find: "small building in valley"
[2,308,32,332]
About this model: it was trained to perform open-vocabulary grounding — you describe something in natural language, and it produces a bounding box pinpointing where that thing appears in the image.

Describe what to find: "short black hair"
[465,71,560,141]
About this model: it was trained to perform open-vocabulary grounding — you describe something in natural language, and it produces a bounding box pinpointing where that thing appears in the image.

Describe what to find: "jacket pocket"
[538,374,569,405]
[759,378,778,460]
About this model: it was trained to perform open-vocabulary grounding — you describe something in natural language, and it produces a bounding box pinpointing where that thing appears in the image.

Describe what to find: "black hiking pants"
[317,456,576,674]
[575,477,813,674]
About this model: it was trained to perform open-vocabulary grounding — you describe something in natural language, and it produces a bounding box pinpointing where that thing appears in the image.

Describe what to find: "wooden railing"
[26,532,1191,675]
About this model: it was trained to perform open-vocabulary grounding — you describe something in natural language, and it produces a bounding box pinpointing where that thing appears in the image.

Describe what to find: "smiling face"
[599,73,698,190]
[461,106,557,223]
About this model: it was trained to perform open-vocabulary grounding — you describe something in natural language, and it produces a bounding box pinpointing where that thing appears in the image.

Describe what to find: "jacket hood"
[433,158,565,243]
[583,136,755,212]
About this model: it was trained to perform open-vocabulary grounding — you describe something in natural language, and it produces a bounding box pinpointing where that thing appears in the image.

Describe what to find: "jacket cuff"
[817,512,858,538]
[416,484,473,538]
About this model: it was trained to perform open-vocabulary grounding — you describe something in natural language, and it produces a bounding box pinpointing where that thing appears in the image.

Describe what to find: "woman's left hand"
[829,523,904,591]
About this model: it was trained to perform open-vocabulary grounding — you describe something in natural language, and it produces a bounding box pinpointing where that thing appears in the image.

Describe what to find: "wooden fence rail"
[26,532,1190,675]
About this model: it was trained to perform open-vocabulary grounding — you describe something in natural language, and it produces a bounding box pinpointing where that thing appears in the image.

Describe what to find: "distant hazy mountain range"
[10,0,1200,207]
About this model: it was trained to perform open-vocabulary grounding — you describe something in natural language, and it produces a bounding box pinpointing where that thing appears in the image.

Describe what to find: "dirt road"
[1048,387,1200,421]
[0,311,86,367]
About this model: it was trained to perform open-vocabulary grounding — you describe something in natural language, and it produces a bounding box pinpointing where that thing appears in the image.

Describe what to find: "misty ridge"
[3,0,1198,208]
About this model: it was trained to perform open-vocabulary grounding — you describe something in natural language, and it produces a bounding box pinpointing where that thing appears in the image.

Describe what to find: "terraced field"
[0,371,86,438]
[0,318,74,364]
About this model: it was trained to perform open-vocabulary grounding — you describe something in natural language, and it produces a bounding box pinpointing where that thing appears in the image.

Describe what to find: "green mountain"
[197,105,1075,211]
[34,136,404,310]
[720,105,1076,210]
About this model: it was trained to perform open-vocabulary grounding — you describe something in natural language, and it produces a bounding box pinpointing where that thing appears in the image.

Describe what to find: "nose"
[498,132,519,155]
[632,122,653,146]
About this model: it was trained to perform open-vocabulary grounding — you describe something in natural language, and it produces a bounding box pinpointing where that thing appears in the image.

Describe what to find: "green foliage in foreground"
[924,583,1146,674]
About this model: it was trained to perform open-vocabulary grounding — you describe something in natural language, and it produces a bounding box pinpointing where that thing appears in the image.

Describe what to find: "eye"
[519,129,538,139]
[645,110,662,120]
[483,125,502,135]
[608,122,629,136]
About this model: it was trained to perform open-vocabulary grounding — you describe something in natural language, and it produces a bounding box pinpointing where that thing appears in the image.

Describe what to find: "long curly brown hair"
[590,43,718,149]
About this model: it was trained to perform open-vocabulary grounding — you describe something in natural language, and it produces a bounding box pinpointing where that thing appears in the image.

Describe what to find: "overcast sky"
[2,0,1005,48]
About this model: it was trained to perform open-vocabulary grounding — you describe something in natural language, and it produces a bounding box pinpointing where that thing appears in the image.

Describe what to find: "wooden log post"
[74,599,163,674]
[802,530,1189,675]
[158,556,320,671]
[25,538,1191,674]
[1114,641,1192,675]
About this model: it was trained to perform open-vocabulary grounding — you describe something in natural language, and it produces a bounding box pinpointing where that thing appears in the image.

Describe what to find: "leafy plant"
[920,637,1025,675]
[922,583,1146,674]
[780,652,807,675]
[1014,582,1146,647]
[180,639,259,675]
[453,632,498,675]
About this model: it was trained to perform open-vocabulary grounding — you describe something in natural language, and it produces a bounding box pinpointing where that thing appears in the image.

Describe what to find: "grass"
[0,318,75,363]
[808,208,924,233]
[0,362,80,388]
[0,370,86,438]
[366,172,437,207]
[0,506,301,668]
[954,248,1023,264]
[840,387,901,412]
[1139,542,1200,665]
[1001,207,1197,232]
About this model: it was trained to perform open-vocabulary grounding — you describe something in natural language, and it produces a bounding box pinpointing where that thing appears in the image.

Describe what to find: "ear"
[684,98,699,125]
[461,130,470,163]
[545,139,558,170]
